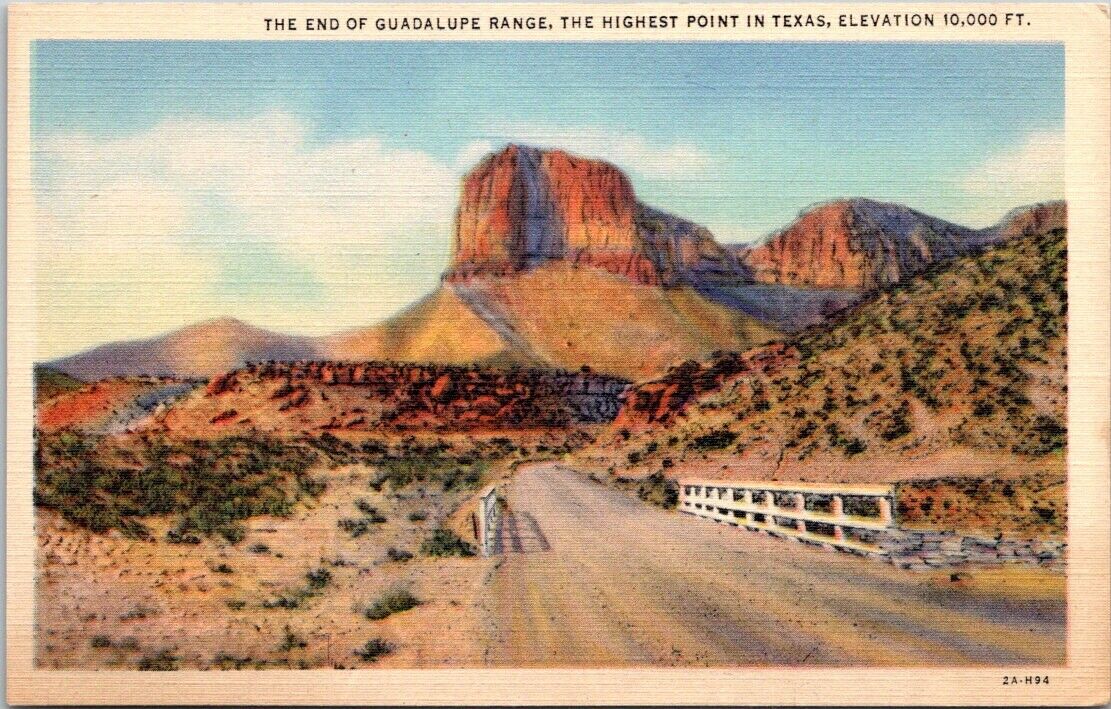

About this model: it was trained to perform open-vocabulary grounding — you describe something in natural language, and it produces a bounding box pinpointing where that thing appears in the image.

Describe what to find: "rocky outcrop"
[208,360,630,430]
[613,343,799,428]
[446,144,745,286]
[439,144,1057,293]
[636,206,747,284]
[876,530,1065,570]
[990,201,1067,242]
[738,199,985,291]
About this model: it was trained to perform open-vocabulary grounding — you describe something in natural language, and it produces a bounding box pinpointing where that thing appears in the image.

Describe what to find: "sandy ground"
[480,464,1066,667]
[35,464,496,670]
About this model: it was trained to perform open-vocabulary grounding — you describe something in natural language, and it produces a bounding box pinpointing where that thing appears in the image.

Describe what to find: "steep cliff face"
[735,199,1067,292]
[447,144,743,286]
[738,199,986,291]
[450,144,645,277]
[636,205,748,283]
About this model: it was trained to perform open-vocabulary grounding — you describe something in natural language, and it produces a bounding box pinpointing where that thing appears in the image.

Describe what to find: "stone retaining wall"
[876,529,1066,571]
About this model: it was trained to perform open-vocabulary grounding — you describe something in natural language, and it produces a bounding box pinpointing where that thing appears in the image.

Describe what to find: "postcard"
[6,2,1110,705]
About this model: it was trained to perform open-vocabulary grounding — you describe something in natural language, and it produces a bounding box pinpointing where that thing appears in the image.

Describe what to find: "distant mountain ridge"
[733,198,1066,291]
[49,318,321,380]
[45,144,1065,382]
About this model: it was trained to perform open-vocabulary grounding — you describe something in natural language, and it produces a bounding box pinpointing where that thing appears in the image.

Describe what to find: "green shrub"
[880,401,913,441]
[165,528,201,545]
[420,528,475,558]
[690,430,737,451]
[636,472,678,509]
[844,438,868,456]
[338,518,371,537]
[277,625,307,652]
[370,453,486,493]
[262,593,303,610]
[305,568,332,590]
[354,638,392,662]
[33,433,325,542]
[354,499,387,523]
[365,587,420,620]
[137,650,179,671]
[386,548,413,562]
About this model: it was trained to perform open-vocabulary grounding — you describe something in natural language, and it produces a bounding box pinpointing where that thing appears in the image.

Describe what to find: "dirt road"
[481,464,1065,667]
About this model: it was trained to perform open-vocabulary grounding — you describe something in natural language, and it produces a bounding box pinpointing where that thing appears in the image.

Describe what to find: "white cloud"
[483,124,715,180]
[961,130,1064,224]
[454,140,497,172]
[35,113,459,359]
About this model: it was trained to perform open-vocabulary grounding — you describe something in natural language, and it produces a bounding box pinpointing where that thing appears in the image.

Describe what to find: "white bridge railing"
[477,485,500,557]
[679,479,894,555]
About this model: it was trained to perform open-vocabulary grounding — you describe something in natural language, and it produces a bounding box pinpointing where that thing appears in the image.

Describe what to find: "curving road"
[481,464,1065,667]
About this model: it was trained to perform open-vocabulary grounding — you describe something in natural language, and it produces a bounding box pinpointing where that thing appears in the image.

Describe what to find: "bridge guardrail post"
[478,485,499,557]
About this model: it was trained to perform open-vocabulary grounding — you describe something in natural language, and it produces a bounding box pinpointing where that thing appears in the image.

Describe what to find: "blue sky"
[32,41,1064,358]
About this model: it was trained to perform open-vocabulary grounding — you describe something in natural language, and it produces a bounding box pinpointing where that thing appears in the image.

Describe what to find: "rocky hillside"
[33,366,85,403]
[589,225,1067,482]
[446,144,743,286]
[991,201,1068,241]
[320,265,778,381]
[155,360,630,437]
[733,198,1066,291]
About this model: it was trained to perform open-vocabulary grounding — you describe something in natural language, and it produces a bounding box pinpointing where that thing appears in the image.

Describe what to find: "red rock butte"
[445,144,743,286]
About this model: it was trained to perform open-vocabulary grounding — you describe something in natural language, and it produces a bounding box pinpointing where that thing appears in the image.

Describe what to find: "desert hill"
[35,374,199,434]
[589,223,1067,483]
[328,265,778,380]
[49,317,321,380]
[733,198,1067,291]
[736,199,988,290]
[709,199,1066,331]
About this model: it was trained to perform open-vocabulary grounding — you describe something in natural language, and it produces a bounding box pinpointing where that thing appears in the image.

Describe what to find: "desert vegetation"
[33,366,85,402]
[34,431,326,543]
[577,229,1068,539]
[895,471,1066,539]
[364,587,421,620]
[34,425,508,670]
